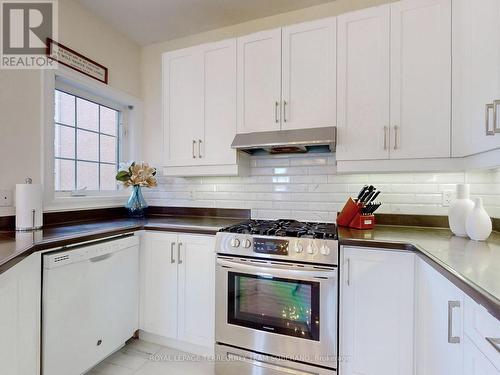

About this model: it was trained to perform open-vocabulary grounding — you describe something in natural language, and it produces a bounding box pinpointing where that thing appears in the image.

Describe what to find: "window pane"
[100,135,117,163]
[100,106,118,136]
[55,159,75,191]
[54,125,75,159]
[77,98,98,131]
[100,164,117,191]
[77,129,99,161]
[77,161,99,190]
[55,91,75,126]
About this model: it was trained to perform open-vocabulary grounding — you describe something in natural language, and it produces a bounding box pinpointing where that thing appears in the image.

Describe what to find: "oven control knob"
[307,241,317,255]
[242,239,252,248]
[230,238,240,248]
[295,241,304,253]
[320,244,331,256]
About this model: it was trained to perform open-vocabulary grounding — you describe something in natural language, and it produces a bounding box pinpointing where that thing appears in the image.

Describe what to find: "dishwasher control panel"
[43,235,139,269]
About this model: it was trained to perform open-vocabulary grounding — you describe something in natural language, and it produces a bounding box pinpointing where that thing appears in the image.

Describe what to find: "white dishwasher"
[42,235,139,375]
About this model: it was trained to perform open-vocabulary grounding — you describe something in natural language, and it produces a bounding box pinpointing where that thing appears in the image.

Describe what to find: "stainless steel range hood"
[231,126,336,155]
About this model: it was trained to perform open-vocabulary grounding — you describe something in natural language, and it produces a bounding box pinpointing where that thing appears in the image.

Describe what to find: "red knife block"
[337,197,376,230]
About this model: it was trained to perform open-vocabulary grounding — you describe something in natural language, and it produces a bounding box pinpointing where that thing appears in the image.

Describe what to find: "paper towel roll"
[16,183,43,231]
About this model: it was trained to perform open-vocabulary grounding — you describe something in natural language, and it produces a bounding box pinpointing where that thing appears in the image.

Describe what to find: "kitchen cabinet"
[163,39,243,176]
[416,257,464,375]
[452,0,500,157]
[336,5,391,161]
[0,253,40,375]
[464,336,500,375]
[140,232,215,349]
[237,28,282,134]
[339,246,415,375]
[237,18,336,134]
[390,0,451,159]
[337,0,451,161]
[281,18,336,131]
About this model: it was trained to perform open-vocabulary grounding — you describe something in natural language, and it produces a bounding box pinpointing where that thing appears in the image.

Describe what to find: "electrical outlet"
[442,190,453,207]
[0,190,13,207]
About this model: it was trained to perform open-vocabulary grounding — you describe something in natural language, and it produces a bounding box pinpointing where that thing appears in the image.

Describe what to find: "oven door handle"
[216,258,336,280]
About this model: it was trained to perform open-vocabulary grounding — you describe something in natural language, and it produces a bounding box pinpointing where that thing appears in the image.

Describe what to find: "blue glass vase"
[126,185,148,218]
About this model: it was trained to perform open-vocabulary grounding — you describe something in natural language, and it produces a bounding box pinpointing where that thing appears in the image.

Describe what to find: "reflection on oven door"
[215,344,336,375]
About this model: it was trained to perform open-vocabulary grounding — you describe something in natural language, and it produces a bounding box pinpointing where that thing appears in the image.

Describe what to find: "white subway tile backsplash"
[145,155,500,221]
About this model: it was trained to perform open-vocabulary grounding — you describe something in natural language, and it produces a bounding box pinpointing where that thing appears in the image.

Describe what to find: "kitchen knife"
[368,191,381,203]
[364,189,377,203]
[360,185,375,203]
[356,185,369,201]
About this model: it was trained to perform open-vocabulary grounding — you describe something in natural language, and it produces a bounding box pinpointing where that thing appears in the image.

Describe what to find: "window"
[54,89,122,192]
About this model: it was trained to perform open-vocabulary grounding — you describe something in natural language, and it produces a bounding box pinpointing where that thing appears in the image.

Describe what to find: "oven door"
[216,257,337,370]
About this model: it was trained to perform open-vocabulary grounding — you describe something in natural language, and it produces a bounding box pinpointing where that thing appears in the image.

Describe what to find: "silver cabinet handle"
[383,126,388,150]
[393,125,399,150]
[275,101,280,123]
[447,300,461,344]
[170,242,176,264]
[345,258,350,286]
[494,100,500,134]
[198,139,202,158]
[192,140,196,158]
[486,337,500,354]
[486,104,495,136]
[177,242,183,264]
[283,100,288,122]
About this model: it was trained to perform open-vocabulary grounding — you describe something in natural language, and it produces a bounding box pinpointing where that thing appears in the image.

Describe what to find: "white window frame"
[42,67,142,211]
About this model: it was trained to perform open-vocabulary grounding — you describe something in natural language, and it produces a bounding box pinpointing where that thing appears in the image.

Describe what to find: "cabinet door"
[163,47,203,166]
[201,39,237,165]
[0,254,40,375]
[177,234,215,348]
[452,0,500,156]
[281,18,336,130]
[390,0,451,159]
[416,258,464,375]
[140,232,179,338]
[464,336,500,374]
[337,5,391,161]
[237,28,282,133]
[340,247,415,375]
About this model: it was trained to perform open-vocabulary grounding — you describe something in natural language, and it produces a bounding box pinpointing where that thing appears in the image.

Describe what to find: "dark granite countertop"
[0,216,243,274]
[339,226,500,319]
[1,214,498,320]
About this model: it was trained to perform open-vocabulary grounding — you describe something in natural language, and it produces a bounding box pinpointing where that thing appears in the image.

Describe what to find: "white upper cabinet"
[337,0,451,162]
[281,18,336,130]
[452,0,500,157]
[237,29,282,134]
[201,39,237,166]
[162,39,241,175]
[163,47,203,167]
[336,5,391,161]
[237,19,337,134]
[390,0,452,159]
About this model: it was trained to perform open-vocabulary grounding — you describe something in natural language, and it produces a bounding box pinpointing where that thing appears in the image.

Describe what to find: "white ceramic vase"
[448,184,474,237]
[465,197,492,241]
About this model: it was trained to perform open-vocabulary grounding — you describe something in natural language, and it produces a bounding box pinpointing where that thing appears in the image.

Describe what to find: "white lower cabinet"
[0,254,40,375]
[140,232,215,350]
[464,336,500,375]
[416,257,464,375]
[339,246,415,375]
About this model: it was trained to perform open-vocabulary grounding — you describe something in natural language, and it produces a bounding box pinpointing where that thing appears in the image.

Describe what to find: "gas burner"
[220,219,338,240]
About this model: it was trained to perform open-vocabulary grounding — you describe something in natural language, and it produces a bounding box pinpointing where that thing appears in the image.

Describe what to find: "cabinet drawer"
[464,295,500,370]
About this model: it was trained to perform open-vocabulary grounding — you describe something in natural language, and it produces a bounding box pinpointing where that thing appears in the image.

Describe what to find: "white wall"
[144,154,500,222]
[0,0,141,216]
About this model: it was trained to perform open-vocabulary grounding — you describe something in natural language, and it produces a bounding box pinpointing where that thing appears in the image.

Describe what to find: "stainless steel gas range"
[215,219,338,375]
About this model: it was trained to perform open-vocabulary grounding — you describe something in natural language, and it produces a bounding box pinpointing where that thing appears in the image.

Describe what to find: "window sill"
[44,193,130,213]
